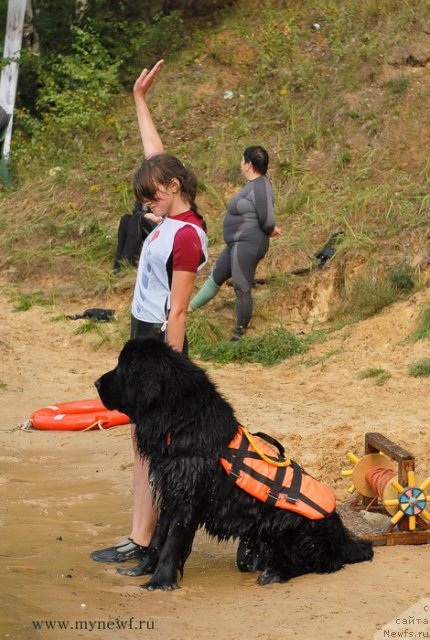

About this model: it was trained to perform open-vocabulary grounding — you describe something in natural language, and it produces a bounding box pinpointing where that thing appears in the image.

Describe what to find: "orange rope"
[365,466,396,498]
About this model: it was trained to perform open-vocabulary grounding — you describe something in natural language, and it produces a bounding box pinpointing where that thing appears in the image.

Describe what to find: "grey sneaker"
[230,327,244,342]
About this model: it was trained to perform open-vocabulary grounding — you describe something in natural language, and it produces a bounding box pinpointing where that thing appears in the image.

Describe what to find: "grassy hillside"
[1,0,430,351]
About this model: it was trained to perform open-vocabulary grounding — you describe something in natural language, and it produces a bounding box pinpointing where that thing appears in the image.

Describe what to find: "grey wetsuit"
[211,175,275,330]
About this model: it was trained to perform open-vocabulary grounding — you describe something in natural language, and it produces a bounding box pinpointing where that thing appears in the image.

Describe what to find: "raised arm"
[133,60,165,158]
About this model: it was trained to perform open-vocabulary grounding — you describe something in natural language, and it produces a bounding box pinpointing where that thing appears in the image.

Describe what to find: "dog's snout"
[94,378,101,391]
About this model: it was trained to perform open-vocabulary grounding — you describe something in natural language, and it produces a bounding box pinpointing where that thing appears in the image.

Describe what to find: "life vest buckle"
[286,496,298,504]
[267,489,279,501]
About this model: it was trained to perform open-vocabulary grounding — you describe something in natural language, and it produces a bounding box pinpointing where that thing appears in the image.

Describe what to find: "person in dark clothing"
[190,146,281,341]
[0,106,9,138]
[112,201,156,274]
[0,106,10,159]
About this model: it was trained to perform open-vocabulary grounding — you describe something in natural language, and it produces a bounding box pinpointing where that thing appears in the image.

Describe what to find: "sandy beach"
[1,291,429,640]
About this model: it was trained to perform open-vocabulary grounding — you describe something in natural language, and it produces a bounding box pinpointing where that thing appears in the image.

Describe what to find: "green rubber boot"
[190,275,220,310]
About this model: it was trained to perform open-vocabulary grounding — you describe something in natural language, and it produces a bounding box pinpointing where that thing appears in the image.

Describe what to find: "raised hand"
[133,60,165,102]
[133,60,165,157]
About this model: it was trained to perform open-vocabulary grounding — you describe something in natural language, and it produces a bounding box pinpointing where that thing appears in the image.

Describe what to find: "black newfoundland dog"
[95,337,373,590]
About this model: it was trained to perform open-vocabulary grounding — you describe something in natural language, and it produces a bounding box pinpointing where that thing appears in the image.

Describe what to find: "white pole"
[0,0,28,161]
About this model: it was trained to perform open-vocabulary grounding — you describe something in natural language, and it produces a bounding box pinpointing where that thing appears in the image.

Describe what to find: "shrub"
[359,367,391,385]
[87,11,189,87]
[388,264,415,293]
[338,150,352,168]
[410,305,430,342]
[408,358,430,377]
[338,273,398,321]
[387,75,411,95]
[35,27,121,132]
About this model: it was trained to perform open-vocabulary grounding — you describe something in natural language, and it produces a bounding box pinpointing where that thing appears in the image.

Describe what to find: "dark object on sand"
[314,231,345,268]
[66,308,115,322]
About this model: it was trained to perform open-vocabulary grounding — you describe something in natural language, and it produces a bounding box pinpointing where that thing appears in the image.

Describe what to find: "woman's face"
[143,180,178,216]
[241,156,253,178]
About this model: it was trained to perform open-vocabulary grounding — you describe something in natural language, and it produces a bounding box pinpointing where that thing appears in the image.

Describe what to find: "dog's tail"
[311,512,374,571]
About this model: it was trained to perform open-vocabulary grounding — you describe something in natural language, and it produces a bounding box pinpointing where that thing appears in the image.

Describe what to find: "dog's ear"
[126,363,162,407]
[119,345,163,416]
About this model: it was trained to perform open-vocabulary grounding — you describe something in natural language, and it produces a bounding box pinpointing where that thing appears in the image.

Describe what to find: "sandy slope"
[1,291,429,640]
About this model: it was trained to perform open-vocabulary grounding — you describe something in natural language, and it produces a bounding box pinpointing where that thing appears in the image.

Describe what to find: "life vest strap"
[265,464,289,507]
[223,433,249,492]
[251,431,286,458]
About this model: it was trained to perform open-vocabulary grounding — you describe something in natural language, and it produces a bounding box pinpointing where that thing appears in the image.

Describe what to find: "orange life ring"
[30,398,130,431]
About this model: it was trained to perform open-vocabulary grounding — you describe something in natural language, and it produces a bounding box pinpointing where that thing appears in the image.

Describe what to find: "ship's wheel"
[383,472,430,531]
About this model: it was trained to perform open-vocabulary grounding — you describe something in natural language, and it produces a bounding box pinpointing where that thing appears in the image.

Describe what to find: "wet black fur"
[95,337,373,590]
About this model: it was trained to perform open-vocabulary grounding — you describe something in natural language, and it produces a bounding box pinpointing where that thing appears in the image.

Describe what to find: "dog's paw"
[257,569,283,586]
[236,540,256,573]
[140,579,179,591]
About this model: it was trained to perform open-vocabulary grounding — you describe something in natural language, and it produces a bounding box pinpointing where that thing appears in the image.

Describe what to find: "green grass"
[1,0,430,328]
[410,305,430,342]
[337,274,399,321]
[336,262,417,323]
[359,367,391,385]
[388,264,415,294]
[187,314,224,351]
[0,380,7,390]
[194,327,308,366]
[73,319,116,350]
[408,358,430,378]
[387,75,411,95]
[12,291,54,312]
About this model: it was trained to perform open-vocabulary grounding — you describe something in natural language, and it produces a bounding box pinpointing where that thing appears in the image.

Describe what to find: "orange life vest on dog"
[220,427,336,520]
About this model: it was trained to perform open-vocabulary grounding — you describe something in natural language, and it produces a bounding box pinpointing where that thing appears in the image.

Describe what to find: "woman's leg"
[189,273,219,310]
[130,425,159,546]
[189,246,232,310]
[230,237,269,339]
[90,318,162,563]
[129,317,162,545]
[90,426,157,565]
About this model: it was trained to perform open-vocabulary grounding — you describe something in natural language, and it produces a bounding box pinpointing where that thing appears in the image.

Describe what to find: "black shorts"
[130,316,188,355]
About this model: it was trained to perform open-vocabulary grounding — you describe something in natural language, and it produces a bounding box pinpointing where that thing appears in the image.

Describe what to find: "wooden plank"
[360,530,430,546]
[398,457,415,486]
[365,432,415,463]
[365,432,415,506]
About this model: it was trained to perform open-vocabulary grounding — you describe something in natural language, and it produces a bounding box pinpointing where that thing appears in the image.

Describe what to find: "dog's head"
[94,337,206,423]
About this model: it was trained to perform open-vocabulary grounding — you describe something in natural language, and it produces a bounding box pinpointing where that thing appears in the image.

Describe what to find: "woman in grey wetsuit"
[190,146,281,340]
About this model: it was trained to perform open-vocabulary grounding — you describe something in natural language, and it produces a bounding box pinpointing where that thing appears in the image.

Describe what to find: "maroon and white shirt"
[132,214,208,325]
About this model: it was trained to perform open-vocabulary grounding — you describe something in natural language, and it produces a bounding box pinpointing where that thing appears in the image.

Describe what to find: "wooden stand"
[339,432,430,546]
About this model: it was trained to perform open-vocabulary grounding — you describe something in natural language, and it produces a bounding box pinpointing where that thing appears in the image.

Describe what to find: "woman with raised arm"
[90,60,208,572]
